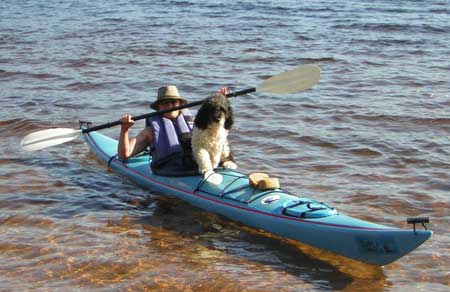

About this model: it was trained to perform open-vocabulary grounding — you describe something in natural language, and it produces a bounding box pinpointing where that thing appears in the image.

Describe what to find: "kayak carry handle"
[407,217,430,234]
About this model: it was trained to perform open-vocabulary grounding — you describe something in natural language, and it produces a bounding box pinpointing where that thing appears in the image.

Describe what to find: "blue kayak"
[84,131,432,266]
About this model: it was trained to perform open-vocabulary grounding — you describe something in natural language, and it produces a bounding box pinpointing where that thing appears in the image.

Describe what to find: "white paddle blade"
[20,128,82,151]
[257,64,320,94]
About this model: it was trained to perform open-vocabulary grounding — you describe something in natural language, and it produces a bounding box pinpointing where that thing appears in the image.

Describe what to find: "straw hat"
[150,85,187,109]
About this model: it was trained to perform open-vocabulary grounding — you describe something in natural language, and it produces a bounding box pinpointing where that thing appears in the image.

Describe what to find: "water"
[1,0,449,291]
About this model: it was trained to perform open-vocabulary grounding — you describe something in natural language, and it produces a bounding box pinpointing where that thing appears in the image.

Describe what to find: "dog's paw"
[204,170,223,185]
[222,161,237,169]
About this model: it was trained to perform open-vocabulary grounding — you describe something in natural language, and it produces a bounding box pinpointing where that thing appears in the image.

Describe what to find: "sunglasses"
[159,99,179,105]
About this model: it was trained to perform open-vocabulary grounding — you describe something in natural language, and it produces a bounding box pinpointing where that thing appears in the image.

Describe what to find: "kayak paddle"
[21,64,320,151]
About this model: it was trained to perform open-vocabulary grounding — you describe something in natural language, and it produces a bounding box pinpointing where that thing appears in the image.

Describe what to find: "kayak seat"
[282,199,338,219]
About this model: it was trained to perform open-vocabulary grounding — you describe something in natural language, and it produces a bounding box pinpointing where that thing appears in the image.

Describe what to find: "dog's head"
[194,93,234,130]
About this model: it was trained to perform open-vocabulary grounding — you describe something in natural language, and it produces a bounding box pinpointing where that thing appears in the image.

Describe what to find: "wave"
[348,147,383,157]
[64,81,121,91]
[62,58,113,68]
[296,57,338,63]
[0,118,52,136]
[297,135,339,149]
[349,114,450,126]
[332,23,448,34]
[0,69,63,80]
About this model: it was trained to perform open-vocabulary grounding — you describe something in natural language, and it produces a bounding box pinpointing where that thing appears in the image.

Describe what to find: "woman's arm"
[118,115,152,159]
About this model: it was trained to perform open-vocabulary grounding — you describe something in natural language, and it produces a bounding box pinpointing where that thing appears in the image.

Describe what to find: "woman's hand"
[120,115,135,131]
[217,87,232,96]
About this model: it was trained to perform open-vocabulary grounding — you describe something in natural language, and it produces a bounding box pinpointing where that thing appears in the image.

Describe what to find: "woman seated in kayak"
[118,85,228,176]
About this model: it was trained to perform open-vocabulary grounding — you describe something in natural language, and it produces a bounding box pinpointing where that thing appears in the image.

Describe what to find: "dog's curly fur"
[191,93,237,175]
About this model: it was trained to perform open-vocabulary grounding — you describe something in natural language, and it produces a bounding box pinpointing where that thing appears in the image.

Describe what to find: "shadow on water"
[127,193,387,291]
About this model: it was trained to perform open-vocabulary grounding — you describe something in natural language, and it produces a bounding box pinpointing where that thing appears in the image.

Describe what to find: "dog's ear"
[224,105,234,130]
[194,104,210,130]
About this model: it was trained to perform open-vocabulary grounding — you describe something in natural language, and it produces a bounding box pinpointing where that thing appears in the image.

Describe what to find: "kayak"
[84,131,432,266]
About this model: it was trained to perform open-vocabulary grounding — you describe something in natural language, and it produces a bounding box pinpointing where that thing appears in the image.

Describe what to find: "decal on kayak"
[356,236,398,254]
[261,195,280,204]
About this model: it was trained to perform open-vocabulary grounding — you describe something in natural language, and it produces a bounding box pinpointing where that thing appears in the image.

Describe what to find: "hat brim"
[151,97,188,110]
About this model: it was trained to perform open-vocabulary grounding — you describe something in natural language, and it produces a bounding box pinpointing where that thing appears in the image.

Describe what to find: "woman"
[118,85,227,176]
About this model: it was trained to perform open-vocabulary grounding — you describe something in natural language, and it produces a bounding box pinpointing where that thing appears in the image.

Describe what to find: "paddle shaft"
[81,88,256,134]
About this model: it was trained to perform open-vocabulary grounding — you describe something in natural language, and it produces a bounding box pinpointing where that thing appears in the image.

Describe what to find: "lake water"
[1,0,449,291]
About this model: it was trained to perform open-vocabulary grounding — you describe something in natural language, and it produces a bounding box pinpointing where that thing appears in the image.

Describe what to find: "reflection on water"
[0,196,386,291]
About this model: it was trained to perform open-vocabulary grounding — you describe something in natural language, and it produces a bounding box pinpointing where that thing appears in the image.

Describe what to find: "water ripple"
[0,0,448,291]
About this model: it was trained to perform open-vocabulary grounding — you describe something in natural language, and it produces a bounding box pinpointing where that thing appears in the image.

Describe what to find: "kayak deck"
[84,131,432,266]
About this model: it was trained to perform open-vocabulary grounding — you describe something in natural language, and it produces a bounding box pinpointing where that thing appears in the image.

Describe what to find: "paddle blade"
[21,128,82,151]
[257,64,320,94]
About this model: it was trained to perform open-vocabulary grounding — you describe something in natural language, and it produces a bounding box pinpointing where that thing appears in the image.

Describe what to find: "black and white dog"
[191,93,237,183]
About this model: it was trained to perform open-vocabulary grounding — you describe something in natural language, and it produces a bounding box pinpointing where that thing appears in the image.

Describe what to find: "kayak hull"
[84,131,432,266]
